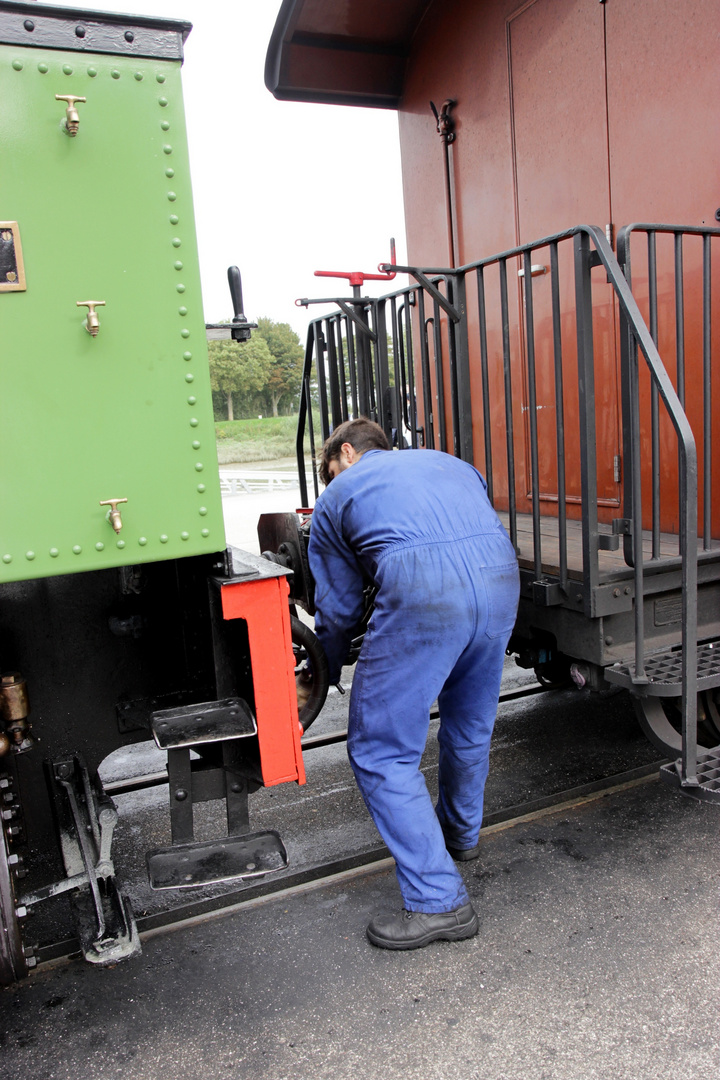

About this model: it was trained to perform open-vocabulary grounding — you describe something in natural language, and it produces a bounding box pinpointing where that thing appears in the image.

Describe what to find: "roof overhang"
[265,0,432,109]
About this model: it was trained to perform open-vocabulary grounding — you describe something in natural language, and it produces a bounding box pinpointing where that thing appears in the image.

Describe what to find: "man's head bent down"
[319,418,390,486]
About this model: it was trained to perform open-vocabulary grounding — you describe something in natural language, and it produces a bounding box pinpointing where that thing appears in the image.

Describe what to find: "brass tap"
[55,94,87,136]
[100,498,128,534]
[77,300,105,336]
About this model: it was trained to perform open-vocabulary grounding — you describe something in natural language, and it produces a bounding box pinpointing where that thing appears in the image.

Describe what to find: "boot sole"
[366,914,479,950]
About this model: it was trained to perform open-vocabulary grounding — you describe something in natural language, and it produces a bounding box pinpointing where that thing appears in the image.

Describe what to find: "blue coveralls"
[308,448,519,913]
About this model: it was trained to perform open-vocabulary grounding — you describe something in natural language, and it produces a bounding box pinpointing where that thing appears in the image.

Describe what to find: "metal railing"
[295,224,719,785]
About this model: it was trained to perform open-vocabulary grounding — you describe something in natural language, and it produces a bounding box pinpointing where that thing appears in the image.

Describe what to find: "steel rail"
[34,758,666,969]
[103,682,552,797]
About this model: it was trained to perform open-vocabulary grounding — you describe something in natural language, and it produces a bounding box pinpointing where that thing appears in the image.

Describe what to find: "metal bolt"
[56,763,73,781]
[7,824,21,837]
[624,587,631,595]
[15,906,27,919]
[605,636,614,646]
[7,853,22,867]
[1,808,17,821]
[174,789,188,801]
[0,778,10,789]
[613,588,620,597]
[230,782,243,793]
[25,956,37,969]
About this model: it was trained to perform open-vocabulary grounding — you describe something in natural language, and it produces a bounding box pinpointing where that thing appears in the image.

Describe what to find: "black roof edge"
[0,1,192,37]
[265,0,402,110]
[264,0,297,98]
[0,2,192,61]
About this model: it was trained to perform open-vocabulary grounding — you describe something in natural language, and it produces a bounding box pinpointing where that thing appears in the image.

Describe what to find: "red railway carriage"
[267,0,720,798]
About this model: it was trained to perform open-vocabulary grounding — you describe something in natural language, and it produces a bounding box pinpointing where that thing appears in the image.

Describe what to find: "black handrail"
[296,223,716,786]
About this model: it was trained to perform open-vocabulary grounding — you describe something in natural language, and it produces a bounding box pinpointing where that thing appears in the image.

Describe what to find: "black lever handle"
[227,265,245,320]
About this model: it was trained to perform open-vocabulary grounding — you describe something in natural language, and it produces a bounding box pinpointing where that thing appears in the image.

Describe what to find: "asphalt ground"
[1,492,718,1077]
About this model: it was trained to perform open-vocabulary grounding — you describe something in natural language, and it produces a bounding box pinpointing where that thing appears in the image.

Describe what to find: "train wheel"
[291,616,329,732]
[633,694,715,758]
[0,816,28,985]
[700,690,720,743]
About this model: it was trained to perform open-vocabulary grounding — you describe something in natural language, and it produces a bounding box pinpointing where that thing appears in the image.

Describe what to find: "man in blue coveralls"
[306,418,519,950]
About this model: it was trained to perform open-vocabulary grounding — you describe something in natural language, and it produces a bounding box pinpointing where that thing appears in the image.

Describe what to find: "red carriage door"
[507,0,621,519]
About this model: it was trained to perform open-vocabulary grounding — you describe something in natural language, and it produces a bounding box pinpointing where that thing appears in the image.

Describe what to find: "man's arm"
[308,502,366,685]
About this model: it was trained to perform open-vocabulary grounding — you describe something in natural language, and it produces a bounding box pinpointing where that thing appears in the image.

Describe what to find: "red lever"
[314,239,397,287]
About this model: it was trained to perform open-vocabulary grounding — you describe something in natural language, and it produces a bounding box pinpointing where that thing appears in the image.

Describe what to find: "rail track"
[25,679,665,972]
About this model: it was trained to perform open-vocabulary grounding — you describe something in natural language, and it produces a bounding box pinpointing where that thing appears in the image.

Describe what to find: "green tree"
[207,337,272,421]
[255,318,305,417]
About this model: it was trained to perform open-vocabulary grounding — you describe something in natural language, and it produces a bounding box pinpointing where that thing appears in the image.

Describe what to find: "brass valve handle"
[77,300,106,337]
[100,498,128,534]
[55,94,87,137]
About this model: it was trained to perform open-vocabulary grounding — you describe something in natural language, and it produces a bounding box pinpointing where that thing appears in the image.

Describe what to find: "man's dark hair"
[319,417,390,485]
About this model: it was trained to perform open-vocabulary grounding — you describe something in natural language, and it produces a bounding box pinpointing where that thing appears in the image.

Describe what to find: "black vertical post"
[573,231,600,614]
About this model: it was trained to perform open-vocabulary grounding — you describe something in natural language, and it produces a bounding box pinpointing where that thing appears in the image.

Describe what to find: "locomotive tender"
[0,1,308,984]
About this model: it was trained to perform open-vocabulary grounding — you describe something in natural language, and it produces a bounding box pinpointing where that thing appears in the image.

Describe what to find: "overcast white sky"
[69,0,408,338]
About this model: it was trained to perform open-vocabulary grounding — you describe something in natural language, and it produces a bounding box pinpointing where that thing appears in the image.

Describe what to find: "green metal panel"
[0,43,224,584]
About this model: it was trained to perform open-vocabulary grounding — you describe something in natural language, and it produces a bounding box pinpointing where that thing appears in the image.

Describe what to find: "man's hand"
[296,674,312,710]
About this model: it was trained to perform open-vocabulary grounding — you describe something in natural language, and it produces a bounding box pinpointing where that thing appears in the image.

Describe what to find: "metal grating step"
[660,748,720,804]
[605,640,720,696]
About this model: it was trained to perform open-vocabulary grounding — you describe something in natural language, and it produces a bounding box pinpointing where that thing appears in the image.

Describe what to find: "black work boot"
[446,841,480,862]
[366,903,479,950]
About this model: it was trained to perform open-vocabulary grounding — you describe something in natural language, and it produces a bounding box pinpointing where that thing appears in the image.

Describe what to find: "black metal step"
[151,698,256,749]
[660,748,720,804]
[146,830,288,890]
[605,641,720,696]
